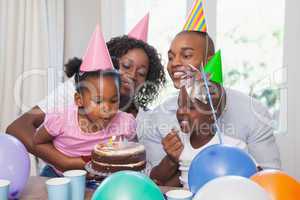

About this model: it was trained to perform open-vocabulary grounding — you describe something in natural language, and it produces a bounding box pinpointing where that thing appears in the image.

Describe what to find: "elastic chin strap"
[198,63,223,144]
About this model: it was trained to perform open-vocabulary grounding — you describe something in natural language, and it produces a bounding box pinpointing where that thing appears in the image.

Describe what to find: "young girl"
[33,63,136,174]
[6,25,166,176]
[33,26,137,175]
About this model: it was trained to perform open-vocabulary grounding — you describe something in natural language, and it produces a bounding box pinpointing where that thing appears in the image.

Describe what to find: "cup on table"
[46,177,71,200]
[63,170,87,200]
[0,179,10,200]
[166,189,193,200]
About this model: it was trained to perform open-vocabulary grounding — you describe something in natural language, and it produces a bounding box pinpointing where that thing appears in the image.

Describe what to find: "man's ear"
[207,55,212,62]
[74,92,83,107]
[202,56,212,67]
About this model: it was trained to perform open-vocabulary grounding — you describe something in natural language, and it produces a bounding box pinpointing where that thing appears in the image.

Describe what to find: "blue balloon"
[188,144,257,194]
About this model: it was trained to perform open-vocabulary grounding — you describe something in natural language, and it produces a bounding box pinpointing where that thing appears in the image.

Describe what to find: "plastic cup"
[63,170,87,200]
[46,177,71,200]
[166,189,193,200]
[0,179,10,200]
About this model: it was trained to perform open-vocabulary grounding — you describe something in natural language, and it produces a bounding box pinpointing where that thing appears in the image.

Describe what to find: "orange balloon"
[251,170,300,200]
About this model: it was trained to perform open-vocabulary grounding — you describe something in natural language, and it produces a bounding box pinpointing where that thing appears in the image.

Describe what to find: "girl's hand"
[162,129,183,163]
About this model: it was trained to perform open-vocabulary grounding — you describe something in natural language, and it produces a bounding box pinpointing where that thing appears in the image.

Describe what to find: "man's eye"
[183,54,193,59]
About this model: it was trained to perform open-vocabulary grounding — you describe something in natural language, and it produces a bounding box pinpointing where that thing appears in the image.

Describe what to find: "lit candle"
[108,136,116,147]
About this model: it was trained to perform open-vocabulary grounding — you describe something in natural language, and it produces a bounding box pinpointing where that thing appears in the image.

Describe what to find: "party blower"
[187,61,223,144]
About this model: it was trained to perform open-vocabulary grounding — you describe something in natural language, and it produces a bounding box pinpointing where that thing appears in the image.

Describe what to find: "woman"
[108,36,165,116]
[6,35,166,175]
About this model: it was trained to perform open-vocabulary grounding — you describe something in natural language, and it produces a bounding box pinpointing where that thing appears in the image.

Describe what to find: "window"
[216,0,286,133]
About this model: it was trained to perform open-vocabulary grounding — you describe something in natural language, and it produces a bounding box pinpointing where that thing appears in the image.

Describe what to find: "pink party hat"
[128,13,149,42]
[80,25,114,72]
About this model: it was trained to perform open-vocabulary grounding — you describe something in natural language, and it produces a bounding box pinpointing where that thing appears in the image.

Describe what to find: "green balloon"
[92,171,164,200]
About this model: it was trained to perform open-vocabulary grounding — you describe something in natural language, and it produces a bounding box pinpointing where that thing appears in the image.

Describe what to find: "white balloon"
[193,176,271,200]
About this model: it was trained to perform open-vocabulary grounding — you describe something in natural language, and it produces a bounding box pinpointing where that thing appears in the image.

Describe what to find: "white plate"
[84,161,146,179]
[84,161,111,178]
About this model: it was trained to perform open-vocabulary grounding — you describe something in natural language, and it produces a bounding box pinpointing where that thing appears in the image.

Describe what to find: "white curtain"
[0,0,64,132]
[0,0,64,175]
[46,0,65,94]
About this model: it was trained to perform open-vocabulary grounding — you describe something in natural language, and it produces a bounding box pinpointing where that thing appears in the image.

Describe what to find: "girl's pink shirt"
[42,104,137,157]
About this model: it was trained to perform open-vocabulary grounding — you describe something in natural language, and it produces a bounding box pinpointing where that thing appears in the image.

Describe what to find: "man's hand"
[162,129,183,163]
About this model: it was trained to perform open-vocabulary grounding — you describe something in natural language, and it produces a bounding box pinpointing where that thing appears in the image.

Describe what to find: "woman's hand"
[162,129,184,163]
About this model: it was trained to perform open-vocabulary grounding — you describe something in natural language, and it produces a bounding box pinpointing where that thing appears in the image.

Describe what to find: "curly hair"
[107,35,166,110]
[64,57,120,93]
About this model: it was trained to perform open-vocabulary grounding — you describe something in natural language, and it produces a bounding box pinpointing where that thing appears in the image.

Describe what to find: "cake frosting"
[91,141,146,173]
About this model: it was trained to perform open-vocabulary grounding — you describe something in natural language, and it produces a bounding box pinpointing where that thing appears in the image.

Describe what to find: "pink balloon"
[0,134,30,199]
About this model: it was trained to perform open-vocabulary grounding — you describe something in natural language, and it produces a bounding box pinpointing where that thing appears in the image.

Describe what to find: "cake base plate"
[85,161,112,178]
[84,161,147,189]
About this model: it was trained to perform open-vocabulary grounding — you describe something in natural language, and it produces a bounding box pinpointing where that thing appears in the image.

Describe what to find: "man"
[138,30,281,186]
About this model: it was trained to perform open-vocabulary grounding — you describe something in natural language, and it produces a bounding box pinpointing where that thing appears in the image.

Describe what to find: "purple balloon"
[0,134,30,199]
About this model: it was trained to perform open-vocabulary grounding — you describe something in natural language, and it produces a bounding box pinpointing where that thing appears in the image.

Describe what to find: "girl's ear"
[74,92,83,107]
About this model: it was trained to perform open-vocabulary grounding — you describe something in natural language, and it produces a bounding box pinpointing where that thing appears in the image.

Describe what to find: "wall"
[204,0,300,180]
[64,0,99,61]
[278,0,300,180]
[64,0,124,62]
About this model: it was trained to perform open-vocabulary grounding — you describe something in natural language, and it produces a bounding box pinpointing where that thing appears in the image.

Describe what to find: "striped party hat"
[183,0,207,32]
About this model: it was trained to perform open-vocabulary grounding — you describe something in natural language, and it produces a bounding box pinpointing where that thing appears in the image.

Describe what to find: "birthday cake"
[91,142,146,173]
